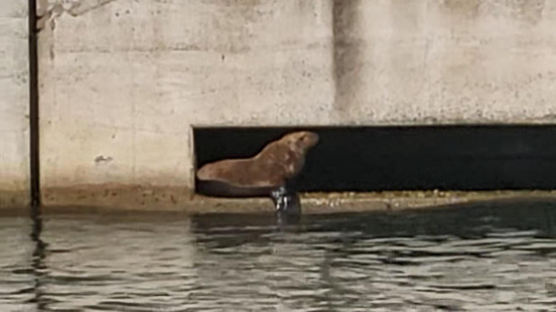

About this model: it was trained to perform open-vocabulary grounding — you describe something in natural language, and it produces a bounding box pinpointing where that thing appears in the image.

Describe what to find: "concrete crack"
[37,0,118,31]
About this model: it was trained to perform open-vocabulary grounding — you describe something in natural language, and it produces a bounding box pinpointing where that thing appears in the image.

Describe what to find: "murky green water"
[2,199,556,311]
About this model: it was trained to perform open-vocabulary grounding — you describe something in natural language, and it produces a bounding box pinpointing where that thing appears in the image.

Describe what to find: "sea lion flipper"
[270,186,301,214]
[272,186,301,226]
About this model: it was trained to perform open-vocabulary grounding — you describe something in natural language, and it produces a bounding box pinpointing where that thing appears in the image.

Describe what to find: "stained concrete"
[37,0,556,210]
[0,1,30,209]
[39,190,556,215]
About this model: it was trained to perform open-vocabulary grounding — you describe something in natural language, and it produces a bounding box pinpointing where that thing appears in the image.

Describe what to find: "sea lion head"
[274,131,319,179]
[280,131,319,153]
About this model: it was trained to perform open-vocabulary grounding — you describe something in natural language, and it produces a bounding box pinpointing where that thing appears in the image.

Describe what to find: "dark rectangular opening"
[194,126,556,193]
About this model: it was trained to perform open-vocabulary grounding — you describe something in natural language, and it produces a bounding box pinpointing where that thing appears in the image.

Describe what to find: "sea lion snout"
[285,131,319,151]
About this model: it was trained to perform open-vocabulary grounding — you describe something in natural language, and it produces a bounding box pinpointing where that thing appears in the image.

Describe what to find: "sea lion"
[196,131,319,212]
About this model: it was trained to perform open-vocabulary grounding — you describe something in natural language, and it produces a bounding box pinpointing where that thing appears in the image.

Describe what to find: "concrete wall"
[333,0,556,124]
[37,0,556,209]
[0,1,29,209]
[37,0,333,208]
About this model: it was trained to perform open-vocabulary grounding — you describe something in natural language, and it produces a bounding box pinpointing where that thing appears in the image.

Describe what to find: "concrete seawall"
[0,1,30,209]
[37,0,335,209]
[2,0,556,210]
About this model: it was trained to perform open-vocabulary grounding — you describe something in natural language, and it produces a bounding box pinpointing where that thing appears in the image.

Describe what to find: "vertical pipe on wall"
[28,0,40,207]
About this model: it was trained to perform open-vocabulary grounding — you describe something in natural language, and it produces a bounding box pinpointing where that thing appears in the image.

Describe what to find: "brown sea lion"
[196,131,319,197]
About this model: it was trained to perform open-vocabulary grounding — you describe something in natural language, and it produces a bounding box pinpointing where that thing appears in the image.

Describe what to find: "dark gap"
[194,126,556,193]
[28,0,40,207]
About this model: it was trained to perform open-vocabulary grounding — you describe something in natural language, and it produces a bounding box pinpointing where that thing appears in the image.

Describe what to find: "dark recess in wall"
[194,126,556,192]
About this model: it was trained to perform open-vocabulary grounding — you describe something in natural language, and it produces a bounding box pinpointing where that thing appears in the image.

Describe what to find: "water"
[2,199,556,311]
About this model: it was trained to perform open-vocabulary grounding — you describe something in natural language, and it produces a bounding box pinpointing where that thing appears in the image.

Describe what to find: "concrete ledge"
[40,188,556,214]
[42,183,194,211]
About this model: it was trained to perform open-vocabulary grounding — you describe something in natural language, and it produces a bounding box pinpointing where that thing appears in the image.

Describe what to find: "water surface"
[2,199,556,311]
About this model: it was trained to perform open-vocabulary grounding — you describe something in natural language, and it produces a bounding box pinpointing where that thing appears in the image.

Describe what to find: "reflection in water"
[0,216,34,311]
[30,206,47,311]
[1,199,556,311]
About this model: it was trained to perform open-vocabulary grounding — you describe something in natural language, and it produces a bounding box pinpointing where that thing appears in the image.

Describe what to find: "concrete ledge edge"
[37,186,556,214]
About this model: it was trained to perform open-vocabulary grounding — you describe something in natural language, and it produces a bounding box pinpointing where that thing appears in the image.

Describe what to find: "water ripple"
[1,200,556,311]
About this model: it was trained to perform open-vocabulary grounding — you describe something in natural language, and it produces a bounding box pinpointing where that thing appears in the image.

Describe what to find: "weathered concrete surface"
[38,0,556,209]
[333,0,556,124]
[38,0,334,208]
[41,190,556,214]
[0,1,29,209]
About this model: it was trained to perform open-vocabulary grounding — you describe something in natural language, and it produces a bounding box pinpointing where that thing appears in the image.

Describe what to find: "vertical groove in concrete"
[331,0,362,118]
[29,0,40,207]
